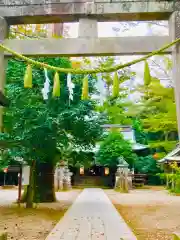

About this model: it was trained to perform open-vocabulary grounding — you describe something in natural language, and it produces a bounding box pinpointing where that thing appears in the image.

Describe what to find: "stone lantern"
[54,160,66,191]
[117,156,129,170]
[115,156,129,192]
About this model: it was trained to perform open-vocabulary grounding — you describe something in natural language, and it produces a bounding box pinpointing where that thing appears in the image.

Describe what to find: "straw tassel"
[52,72,60,97]
[112,72,119,98]
[81,75,89,100]
[144,61,151,86]
[24,65,32,88]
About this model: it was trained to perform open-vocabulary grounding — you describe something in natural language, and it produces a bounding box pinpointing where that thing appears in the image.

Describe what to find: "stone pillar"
[0,18,9,132]
[67,172,72,190]
[169,11,180,140]
[114,167,121,189]
[115,167,129,193]
[54,167,58,191]
[54,166,65,191]
[63,166,70,190]
[59,166,64,190]
[127,170,133,190]
[78,18,98,38]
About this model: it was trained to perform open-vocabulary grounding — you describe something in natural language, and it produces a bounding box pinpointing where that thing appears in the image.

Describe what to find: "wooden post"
[172,168,175,190]
[0,17,9,132]
[166,174,169,188]
[18,165,22,206]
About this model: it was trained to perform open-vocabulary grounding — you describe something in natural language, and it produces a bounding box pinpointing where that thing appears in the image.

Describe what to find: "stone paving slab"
[46,188,137,240]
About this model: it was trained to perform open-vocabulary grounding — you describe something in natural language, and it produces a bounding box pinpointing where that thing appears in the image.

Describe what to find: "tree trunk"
[20,161,56,204]
[35,162,56,202]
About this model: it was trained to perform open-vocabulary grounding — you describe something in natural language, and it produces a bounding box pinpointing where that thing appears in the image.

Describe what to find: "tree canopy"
[140,78,176,135]
[127,75,178,152]
[0,57,103,167]
[134,155,161,174]
[96,131,136,168]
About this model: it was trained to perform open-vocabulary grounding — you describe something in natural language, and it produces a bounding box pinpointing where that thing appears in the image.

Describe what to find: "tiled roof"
[158,145,180,163]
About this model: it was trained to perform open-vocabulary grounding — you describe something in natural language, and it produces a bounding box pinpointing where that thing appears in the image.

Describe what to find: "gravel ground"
[0,189,81,240]
[106,187,180,240]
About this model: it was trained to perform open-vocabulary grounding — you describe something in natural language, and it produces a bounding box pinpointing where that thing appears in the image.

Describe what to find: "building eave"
[158,145,180,164]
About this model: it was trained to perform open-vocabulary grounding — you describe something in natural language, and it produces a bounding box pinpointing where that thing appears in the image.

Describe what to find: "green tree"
[140,78,177,138]
[95,57,134,125]
[96,131,136,168]
[132,118,148,145]
[128,77,177,152]
[134,155,160,174]
[1,57,103,204]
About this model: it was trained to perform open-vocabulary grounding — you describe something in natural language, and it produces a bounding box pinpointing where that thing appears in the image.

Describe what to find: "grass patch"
[114,188,128,193]
[135,185,165,190]
[57,188,70,192]
[0,205,65,221]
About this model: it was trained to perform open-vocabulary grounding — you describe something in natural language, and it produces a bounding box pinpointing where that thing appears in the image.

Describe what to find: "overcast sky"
[65,21,169,82]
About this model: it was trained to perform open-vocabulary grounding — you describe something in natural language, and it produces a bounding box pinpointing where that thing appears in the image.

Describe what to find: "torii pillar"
[169,10,180,141]
[0,17,9,132]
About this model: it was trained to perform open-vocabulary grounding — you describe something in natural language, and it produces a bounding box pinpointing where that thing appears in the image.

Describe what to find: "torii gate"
[0,0,180,137]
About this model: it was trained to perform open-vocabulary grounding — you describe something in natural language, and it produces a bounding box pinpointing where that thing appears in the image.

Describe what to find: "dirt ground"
[106,186,180,240]
[0,190,80,240]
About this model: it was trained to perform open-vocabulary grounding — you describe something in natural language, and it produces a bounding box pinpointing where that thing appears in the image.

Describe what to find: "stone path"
[46,188,137,240]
